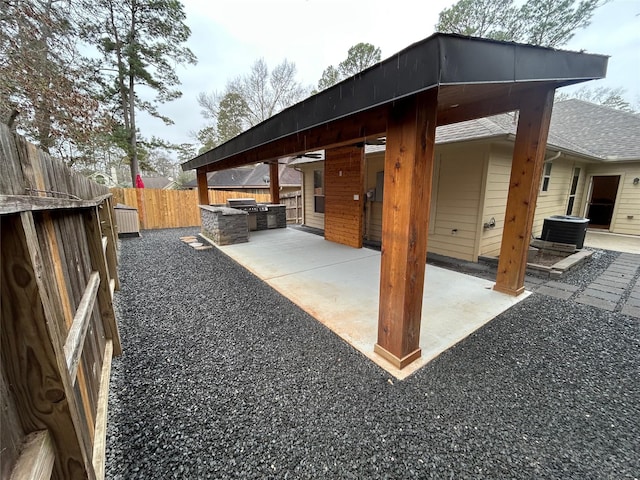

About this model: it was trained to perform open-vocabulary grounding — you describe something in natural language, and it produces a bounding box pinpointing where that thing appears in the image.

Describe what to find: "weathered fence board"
[1,369,25,479]
[7,430,55,480]
[1,213,94,480]
[0,123,120,480]
[0,126,24,194]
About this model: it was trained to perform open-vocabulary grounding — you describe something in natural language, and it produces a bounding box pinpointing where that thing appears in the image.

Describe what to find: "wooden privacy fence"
[110,187,203,229]
[1,124,121,480]
[280,191,302,224]
[110,188,306,230]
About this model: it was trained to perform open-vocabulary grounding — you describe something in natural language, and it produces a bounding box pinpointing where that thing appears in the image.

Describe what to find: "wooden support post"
[269,162,280,204]
[84,207,122,356]
[375,90,438,369]
[494,88,555,296]
[197,168,209,205]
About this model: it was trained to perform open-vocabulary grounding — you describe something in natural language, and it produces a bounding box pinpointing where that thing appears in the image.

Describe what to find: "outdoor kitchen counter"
[199,205,249,245]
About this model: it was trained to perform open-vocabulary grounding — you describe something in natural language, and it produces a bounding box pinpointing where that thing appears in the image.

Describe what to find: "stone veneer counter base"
[199,205,249,245]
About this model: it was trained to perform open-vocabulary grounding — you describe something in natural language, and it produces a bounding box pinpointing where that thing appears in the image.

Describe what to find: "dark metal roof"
[182,33,608,172]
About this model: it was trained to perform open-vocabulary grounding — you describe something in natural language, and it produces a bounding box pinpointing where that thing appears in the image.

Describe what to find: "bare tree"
[197,58,308,152]
[556,86,635,112]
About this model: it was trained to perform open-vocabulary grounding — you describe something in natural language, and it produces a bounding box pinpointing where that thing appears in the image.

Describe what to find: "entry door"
[586,175,620,229]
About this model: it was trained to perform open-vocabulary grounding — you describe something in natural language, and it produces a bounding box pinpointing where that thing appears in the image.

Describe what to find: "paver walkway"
[533,252,640,318]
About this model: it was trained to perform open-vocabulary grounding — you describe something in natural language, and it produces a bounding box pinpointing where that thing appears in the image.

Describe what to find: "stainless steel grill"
[227,198,268,212]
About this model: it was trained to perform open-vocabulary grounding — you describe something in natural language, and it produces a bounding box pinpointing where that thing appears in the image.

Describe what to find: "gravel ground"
[106,228,639,479]
[560,248,621,288]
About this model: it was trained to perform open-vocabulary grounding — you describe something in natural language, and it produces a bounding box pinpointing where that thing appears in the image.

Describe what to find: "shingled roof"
[436,99,640,161]
[185,161,302,189]
[548,99,640,161]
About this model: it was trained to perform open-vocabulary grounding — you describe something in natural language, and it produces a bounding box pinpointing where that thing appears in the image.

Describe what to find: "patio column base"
[493,284,525,296]
[374,344,422,369]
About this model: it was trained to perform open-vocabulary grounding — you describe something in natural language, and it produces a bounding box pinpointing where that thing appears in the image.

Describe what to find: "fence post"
[135,188,145,230]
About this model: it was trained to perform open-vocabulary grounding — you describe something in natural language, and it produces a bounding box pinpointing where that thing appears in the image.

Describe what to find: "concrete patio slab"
[210,228,529,379]
[584,230,640,254]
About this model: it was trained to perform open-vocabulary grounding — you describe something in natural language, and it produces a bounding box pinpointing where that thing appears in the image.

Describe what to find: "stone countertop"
[199,205,247,216]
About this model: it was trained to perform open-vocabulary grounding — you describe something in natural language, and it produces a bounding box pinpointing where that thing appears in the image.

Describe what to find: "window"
[313,170,324,213]
[541,162,552,192]
[375,171,384,202]
[566,167,581,215]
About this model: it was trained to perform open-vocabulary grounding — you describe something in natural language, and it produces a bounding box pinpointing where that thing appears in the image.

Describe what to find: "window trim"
[566,167,581,215]
[541,161,552,193]
[313,169,325,214]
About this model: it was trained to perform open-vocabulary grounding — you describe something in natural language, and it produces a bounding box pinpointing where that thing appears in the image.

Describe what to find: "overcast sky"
[139,0,640,150]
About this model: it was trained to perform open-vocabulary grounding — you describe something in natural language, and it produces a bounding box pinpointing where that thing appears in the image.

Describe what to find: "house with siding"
[292,99,640,262]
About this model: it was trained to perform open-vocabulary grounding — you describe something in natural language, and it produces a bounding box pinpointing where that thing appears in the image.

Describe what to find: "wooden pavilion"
[182,34,607,369]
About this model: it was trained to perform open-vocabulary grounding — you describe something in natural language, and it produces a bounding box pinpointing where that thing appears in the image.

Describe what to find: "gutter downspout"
[546,150,562,162]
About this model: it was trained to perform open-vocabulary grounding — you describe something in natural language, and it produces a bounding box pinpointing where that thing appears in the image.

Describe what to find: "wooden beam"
[269,162,280,204]
[494,87,555,295]
[197,169,209,205]
[0,194,111,215]
[198,105,389,172]
[64,271,101,384]
[437,91,522,126]
[375,89,438,369]
[9,430,55,480]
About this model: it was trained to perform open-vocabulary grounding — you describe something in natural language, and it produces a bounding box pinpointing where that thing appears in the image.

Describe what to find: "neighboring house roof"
[141,176,176,189]
[185,161,302,188]
[289,100,640,165]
